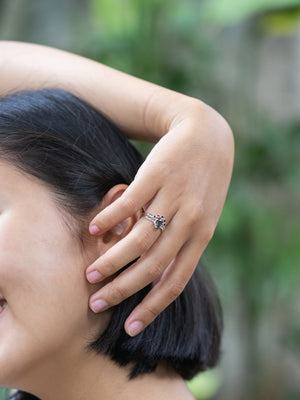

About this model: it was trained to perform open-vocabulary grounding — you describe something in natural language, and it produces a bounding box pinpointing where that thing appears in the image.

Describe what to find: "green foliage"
[77,4,300,398]
[186,369,222,399]
[1,0,299,399]
[79,0,215,97]
[207,113,300,304]
[260,7,300,34]
[201,0,300,28]
[0,388,11,400]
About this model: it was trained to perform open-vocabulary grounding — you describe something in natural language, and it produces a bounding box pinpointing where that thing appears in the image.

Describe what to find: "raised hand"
[86,108,234,336]
[0,41,234,337]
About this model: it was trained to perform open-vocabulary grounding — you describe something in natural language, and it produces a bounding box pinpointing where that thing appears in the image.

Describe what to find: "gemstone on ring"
[145,213,166,231]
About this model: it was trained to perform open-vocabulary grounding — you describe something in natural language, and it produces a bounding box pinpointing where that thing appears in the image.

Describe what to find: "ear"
[101,184,142,246]
[83,184,143,259]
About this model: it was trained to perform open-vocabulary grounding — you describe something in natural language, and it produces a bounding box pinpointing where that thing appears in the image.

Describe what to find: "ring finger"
[86,203,176,282]
[89,212,189,309]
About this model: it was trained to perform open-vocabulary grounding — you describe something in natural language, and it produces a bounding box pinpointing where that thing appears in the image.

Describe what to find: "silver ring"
[145,212,166,231]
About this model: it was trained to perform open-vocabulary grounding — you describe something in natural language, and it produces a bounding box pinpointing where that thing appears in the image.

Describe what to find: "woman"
[0,89,222,400]
[0,41,234,338]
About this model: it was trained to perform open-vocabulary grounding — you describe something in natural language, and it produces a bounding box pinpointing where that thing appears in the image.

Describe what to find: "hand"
[86,104,234,337]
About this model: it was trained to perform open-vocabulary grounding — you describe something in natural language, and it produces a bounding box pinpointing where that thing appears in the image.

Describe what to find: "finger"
[86,213,163,281]
[123,240,202,336]
[89,170,160,235]
[86,189,176,281]
[88,213,188,312]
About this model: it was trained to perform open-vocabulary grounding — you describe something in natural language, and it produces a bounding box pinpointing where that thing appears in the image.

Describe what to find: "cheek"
[0,207,96,387]
[0,212,89,349]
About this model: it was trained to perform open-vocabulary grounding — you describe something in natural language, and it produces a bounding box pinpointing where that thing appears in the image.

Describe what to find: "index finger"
[89,177,156,235]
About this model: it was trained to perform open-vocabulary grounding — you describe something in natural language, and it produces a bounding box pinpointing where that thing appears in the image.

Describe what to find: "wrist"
[166,99,234,169]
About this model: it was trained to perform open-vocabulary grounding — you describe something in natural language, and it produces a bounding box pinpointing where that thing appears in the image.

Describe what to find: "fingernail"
[89,224,100,235]
[128,321,144,336]
[90,299,108,313]
[87,270,103,283]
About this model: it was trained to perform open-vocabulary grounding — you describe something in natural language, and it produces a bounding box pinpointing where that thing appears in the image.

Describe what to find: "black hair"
[0,89,223,400]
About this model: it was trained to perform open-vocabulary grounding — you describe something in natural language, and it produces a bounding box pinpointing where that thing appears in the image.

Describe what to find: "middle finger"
[89,212,188,309]
[86,208,174,282]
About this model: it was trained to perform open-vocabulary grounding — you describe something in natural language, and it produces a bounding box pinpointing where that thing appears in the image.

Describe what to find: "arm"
[0,40,223,142]
[0,40,234,336]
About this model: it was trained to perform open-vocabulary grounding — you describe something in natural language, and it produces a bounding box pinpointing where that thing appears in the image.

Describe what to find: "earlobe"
[102,220,130,244]
[99,184,142,246]
[83,184,142,266]
[112,222,125,236]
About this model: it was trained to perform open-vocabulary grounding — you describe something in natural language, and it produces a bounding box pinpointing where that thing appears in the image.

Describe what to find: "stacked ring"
[145,212,166,231]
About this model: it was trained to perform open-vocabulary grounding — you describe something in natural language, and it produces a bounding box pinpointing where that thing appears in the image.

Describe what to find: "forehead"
[0,159,81,239]
[0,160,53,206]
[0,160,36,191]
[0,159,26,183]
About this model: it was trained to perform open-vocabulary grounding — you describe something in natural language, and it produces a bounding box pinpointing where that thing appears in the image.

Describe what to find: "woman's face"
[0,160,106,388]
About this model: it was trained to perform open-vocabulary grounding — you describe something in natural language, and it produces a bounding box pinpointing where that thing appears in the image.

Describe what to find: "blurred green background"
[0,0,299,399]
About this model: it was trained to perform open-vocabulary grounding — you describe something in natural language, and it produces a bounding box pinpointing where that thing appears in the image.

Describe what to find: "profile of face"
[0,160,136,390]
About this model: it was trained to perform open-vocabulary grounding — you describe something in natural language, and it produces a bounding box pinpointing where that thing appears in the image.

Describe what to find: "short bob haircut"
[0,89,223,400]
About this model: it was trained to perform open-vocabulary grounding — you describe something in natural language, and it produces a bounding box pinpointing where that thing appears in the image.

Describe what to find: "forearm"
[0,40,207,143]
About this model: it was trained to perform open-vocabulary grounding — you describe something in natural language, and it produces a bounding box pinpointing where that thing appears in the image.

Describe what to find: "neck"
[13,341,194,400]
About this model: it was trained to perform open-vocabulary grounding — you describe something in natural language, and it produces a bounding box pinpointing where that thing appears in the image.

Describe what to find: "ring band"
[145,213,166,231]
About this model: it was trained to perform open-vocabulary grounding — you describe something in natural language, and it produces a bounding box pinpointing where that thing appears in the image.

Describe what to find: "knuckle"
[168,280,186,301]
[187,207,202,225]
[135,229,153,252]
[189,212,199,225]
[203,224,215,243]
[100,256,116,276]
[145,261,165,281]
[109,282,130,304]
[143,161,167,180]
[143,304,160,320]
[122,196,138,213]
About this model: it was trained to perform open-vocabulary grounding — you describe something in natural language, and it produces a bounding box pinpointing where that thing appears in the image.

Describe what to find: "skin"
[0,41,234,336]
[0,160,195,400]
